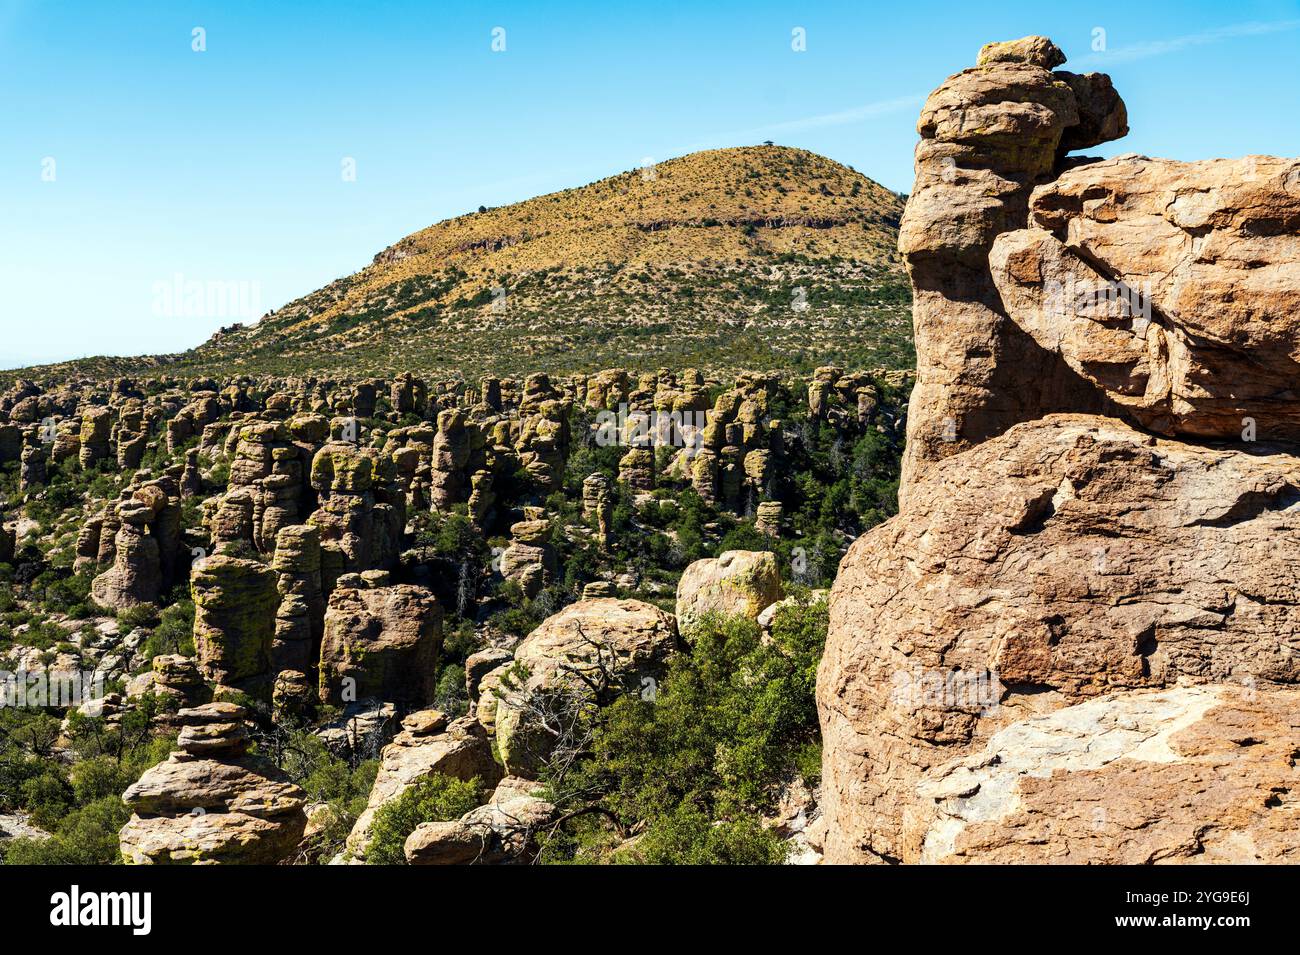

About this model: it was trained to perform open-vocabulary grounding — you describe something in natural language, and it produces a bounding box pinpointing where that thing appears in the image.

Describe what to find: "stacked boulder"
[581,473,613,547]
[270,524,325,677]
[89,481,182,610]
[119,702,307,864]
[429,408,481,508]
[895,34,1125,491]
[78,406,112,469]
[308,441,402,585]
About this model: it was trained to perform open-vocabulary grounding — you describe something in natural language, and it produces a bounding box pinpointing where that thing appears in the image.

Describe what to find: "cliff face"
[818,37,1300,864]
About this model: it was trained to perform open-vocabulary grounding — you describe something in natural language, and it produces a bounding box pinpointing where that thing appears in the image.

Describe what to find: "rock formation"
[344,709,500,859]
[404,776,556,864]
[191,554,280,696]
[897,35,1126,492]
[119,702,307,864]
[498,516,556,599]
[991,154,1300,442]
[675,550,784,637]
[476,598,679,777]
[818,36,1300,864]
[317,580,442,710]
[271,524,325,676]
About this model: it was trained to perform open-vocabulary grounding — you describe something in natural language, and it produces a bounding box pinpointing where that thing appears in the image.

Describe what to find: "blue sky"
[2,0,1298,368]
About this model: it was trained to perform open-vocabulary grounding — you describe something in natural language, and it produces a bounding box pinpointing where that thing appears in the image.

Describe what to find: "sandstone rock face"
[345,711,500,859]
[88,483,180,610]
[819,36,1300,865]
[898,35,1126,491]
[480,598,679,777]
[819,414,1300,862]
[915,684,1300,864]
[991,155,1300,442]
[675,550,784,636]
[318,583,442,709]
[119,703,307,864]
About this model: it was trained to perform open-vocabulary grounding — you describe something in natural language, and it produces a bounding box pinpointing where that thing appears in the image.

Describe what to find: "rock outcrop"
[818,36,1300,865]
[317,581,442,710]
[191,554,280,696]
[897,34,1126,492]
[675,550,783,637]
[477,598,679,777]
[991,155,1300,442]
[344,710,500,859]
[404,777,556,865]
[119,702,307,864]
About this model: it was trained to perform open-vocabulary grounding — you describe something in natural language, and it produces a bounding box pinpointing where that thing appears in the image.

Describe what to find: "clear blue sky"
[3,0,1298,368]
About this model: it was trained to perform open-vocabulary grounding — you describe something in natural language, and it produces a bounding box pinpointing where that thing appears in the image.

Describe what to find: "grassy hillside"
[8,145,912,383]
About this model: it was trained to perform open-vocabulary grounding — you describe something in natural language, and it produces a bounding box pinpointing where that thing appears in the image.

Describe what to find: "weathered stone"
[483,598,678,777]
[675,550,784,637]
[318,584,442,709]
[345,714,500,858]
[991,155,1300,441]
[818,415,1300,863]
[191,554,280,695]
[898,37,1126,493]
[120,702,306,864]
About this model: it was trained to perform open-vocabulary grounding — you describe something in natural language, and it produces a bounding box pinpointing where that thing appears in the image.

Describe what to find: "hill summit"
[21,145,912,381]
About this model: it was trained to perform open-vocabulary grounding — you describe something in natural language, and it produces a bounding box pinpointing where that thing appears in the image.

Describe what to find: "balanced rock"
[119,703,307,864]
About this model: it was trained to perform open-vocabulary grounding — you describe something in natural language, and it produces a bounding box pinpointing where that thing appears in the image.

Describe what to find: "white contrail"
[752,93,927,134]
[1075,18,1300,66]
[672,92,926,156]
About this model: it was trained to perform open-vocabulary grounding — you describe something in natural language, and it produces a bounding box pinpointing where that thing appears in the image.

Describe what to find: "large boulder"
[897,35,1126,492]
[675,550,783,636]
[481,598,679,777]
[991,155,1300,441]
[818,414,1300,863]
[318,583,442,710]
[404,777,556,865]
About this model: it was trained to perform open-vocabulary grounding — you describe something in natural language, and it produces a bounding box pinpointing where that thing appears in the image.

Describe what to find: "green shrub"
[629,804,786,865]
[4,796,132,865]
[365,774,484,865]
[542,596,828,864]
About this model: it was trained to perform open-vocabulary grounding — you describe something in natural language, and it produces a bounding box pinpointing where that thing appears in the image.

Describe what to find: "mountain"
[12,145,912,382]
